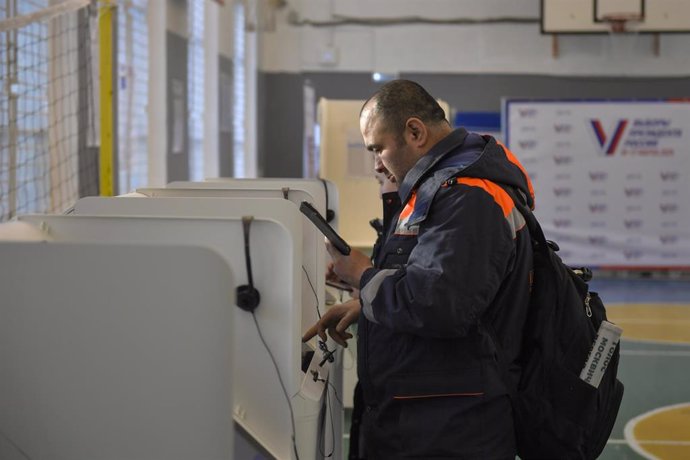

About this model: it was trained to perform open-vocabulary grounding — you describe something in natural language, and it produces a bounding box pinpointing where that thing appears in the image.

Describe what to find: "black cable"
[326,380,344,406]
[319,178,335,223]
[302,265,321,320]
[302,263,340,457]
[242,216,255,288]
[0,429,32,460]
[240,216,298,457]
[316,377,336,459]
[320,178,329,213]
[251,312,300,460]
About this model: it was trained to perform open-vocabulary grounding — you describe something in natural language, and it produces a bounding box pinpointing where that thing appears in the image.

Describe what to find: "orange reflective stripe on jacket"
[496,140,535,209]
[455,177,514,217]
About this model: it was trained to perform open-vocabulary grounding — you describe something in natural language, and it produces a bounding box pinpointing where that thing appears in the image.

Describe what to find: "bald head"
[361,79,449,143]
[359,80,453,184]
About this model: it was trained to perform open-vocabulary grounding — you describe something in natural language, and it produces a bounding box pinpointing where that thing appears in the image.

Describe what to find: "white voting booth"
[129,179,347,411]
[73,180,344,459]
[13,200,331,460]
[0,232,236,460]
[123,180,335,332]
[76,195,325,336]
[0,178,345,459]
[137,178,340,313]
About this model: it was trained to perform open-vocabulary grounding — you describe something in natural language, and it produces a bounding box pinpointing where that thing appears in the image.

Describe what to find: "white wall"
[260,0,690,76]
[218,1,234,58]
[167,0,188,37]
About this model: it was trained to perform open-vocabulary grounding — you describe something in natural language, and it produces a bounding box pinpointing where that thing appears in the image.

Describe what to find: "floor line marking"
[606,439,629,444]
[608,302,690,306]
[622,337,690,347]
[614,319,690,325]
[634,440,690,446]
[621,350,690,357]
[624,402,690,460]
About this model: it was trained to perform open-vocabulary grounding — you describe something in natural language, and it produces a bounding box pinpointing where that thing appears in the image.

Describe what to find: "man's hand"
[326,242,373,287]
[302,298,361,347]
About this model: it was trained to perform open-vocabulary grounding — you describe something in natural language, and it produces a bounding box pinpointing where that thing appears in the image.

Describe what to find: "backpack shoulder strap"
[500,185,549,255]
[484,184,543,393]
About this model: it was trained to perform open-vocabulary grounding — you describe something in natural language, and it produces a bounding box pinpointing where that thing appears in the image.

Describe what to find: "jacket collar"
[399,127,469,203]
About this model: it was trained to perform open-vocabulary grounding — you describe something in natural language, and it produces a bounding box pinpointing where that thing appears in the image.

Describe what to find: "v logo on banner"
[589,119,628,155]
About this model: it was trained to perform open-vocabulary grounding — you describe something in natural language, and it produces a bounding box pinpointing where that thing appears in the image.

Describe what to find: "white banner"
[504,99,690,268]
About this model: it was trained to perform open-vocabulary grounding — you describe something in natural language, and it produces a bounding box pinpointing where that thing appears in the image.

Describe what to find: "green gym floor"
[594,277,690,460]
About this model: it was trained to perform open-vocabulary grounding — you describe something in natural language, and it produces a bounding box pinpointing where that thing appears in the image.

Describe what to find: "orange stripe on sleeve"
[456,178,514,217]
[496,140,535,209]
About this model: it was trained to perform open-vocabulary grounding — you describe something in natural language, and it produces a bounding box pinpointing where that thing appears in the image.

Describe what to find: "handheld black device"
[326,279,353,292]
[299,201,351,255]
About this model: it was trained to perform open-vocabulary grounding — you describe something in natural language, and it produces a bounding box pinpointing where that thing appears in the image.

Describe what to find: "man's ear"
[404,117,427,146]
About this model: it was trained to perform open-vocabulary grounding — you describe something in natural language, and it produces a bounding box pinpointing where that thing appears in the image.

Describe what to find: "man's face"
[374,164,398,195]
[360,107,418,184]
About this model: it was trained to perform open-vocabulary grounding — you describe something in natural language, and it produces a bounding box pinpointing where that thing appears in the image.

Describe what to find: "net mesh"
[0,0,97,222]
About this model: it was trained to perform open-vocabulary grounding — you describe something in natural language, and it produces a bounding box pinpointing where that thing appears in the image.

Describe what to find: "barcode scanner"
[299,201,351,255]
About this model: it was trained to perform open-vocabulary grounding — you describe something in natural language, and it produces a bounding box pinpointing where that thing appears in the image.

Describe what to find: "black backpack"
[502,187,625,460]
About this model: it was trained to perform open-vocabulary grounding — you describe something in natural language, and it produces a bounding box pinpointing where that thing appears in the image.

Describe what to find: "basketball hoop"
[601,13,647,57]
[601,13,642,33]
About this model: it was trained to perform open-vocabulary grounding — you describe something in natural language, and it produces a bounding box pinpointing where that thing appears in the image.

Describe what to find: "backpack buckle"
[546,240,560,251]
[572,267,593,282]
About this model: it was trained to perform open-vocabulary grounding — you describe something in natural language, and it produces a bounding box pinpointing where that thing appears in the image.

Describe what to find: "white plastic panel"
[0,242,234,460]
[15,209,316,460]
[74,197,325,338]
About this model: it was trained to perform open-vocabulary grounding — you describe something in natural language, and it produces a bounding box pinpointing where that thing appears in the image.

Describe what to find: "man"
[304,80,535,458]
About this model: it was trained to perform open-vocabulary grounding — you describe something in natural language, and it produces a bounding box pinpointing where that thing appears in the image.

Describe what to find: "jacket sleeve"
[359,184,516,338]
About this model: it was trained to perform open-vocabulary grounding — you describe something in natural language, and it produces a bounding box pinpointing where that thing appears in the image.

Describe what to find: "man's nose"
[373,156,384,172]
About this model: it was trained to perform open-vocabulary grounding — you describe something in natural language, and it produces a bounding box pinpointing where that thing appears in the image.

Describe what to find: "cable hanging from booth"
[235,215,300,460]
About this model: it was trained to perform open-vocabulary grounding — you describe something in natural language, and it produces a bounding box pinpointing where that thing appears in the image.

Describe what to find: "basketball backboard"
[542,0,690,33]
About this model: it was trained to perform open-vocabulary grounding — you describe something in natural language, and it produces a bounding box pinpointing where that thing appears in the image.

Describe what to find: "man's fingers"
[303,302,357,346]
[303,319,328,343]
[335,304,360,335]
[335,315,353,335]
[302,323,318,343]
[328,326,348,347]
[317,322,328,343]
[311,307,341,342]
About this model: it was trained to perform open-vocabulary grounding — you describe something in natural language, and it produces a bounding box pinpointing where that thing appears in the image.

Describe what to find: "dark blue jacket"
[357,128,534,458]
